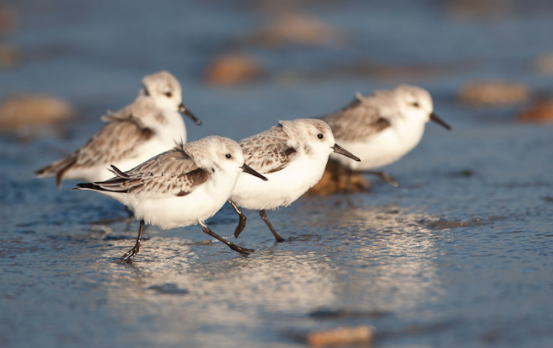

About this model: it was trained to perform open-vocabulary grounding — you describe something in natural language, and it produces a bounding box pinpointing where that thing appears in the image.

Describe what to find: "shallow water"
[2,1,553,347]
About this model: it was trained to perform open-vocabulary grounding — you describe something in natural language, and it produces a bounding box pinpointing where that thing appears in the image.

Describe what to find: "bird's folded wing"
[74,114,154,168]
[239,126,297,174]
[320,98,391,142]
[90,147,210,197]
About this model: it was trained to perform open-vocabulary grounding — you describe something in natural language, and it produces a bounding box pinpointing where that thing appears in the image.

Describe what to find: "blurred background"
[1,1,553,348]
[2,0,553,139]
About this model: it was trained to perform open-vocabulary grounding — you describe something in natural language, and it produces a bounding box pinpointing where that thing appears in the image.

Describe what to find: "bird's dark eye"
[164,92,172,98]
[143,87,150,96]
[317,134,324,139]
[225,154,232,159]
[412,102,420,107]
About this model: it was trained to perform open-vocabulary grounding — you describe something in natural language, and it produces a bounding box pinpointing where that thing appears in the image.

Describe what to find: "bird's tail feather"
[35,155,78,188]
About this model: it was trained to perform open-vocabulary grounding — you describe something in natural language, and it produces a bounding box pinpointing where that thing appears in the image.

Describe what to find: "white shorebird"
[320,84,450,188]
[75,136,267,262]
[35,71,201,187]
[228,118,360,242]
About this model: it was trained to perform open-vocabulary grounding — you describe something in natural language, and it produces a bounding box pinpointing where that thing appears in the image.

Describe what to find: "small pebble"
[204,52,263,86]
[534,53,553,75]
[517,99,553,123]
[0,94,74,131]
[0,44,20,68]
[0,5,18,35]
[445,0,506,20]
[245,13,349,47]
[306,325,375,347]
[458,80,530,106]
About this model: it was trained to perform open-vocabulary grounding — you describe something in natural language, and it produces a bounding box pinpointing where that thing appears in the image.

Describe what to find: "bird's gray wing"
[84,145,209,197]
[73,116,154,168]
[239,125,297,174]
[34,103,156,186]
[320,97,391,142]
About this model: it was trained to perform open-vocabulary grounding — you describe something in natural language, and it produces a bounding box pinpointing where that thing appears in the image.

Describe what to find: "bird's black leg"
[259,210,285,242]
[120,220,145,263]
[125,206,134,218]
[198,221,254,255]
[228,199,247,238]
[363,170,400,187]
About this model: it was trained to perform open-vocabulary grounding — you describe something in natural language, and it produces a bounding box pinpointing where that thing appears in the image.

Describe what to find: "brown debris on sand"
[307,159,369,196]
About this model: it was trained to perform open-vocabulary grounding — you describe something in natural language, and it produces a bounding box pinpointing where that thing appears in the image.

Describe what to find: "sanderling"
[74,136,267,262]
[228,118,360,242]
[35,71,201,187]
[320,84,450,188]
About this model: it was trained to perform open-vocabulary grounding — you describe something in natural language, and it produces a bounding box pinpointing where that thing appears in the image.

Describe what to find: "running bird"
[35,71,201,187]
[228,118,360,242]
[319,85,450,189]
[74,136,267,262]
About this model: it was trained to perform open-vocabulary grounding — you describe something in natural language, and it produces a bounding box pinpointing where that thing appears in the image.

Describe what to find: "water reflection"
[96,233,339,346]
[85,199,446,346]
[285,197,445,314]
[337,204,444,313]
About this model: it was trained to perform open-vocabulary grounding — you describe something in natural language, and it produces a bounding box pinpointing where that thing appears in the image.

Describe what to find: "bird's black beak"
[332,143,360,162]
[241,164,268,181]
[178,103,202,125]
[430,112,451,130]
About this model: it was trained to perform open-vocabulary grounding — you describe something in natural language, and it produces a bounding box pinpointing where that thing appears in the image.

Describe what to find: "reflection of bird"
[75,136,267,262]
[229,118,359,242]
[319,85,450,189]
[35,71,201,187]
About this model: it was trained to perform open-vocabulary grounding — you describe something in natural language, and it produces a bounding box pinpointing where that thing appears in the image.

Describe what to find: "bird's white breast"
[332,119,426,170]
[129,166,239,230]
[231,152,328,210]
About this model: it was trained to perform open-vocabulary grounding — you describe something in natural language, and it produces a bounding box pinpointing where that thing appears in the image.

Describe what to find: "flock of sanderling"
[35,71,451,262]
